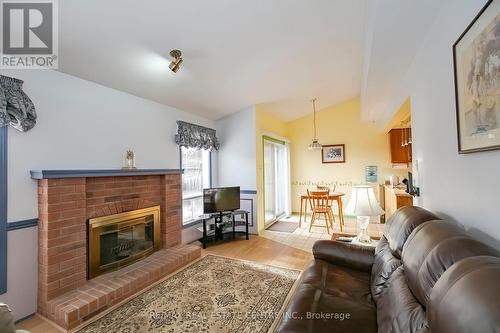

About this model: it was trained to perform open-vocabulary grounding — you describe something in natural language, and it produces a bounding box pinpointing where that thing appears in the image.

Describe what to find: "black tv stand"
[199,210,249,249]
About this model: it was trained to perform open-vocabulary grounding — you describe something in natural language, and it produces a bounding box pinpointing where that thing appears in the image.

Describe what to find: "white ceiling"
[58,0,366,121]
[360,0,447,124]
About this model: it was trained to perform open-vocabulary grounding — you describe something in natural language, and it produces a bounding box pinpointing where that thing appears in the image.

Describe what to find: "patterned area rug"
[76,255,300,333]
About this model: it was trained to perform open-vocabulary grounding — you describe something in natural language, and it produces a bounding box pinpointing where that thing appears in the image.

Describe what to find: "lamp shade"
[345,185,384,217]
[308,139,322,150]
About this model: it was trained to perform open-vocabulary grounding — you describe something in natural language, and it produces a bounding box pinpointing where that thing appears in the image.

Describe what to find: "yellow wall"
[287,97,407,212]
[385,97,411,132]
[255,106,288,233]
[252,97,406,232]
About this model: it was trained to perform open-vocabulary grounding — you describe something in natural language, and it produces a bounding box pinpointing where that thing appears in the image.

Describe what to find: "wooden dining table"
[298,192,345,229]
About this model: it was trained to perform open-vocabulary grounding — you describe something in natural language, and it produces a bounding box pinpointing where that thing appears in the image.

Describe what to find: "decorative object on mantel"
[453,0,500,153]
[0,75,37,132]
[321,144,346,163]
[175,120,220,151]
[122,149,136,169]
[308,97,322,150]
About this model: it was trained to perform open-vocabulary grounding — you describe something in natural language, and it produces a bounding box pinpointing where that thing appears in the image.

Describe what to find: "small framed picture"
[322,144,345,163]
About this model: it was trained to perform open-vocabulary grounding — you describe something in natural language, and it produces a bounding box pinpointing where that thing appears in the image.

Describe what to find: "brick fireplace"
[32,170,201,329]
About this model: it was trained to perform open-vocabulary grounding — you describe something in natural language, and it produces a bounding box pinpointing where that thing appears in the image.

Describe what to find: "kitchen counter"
[384,185,413,220]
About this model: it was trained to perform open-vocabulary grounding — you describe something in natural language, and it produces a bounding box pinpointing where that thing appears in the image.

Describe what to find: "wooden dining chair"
[307,190,333,234]
[315,186,340,229]
[316,185,337,192]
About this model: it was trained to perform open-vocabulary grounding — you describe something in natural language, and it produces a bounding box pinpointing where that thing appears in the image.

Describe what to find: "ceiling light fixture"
[169,49,183,73]
[308,98,322,150]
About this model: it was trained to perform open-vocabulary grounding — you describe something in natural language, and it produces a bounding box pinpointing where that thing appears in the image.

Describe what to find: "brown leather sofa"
[276,206,500,333]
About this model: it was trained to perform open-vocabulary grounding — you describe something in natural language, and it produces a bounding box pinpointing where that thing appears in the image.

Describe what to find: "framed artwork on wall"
[365,166,378,183]
[453,0,500,153]
[322,144,345,163]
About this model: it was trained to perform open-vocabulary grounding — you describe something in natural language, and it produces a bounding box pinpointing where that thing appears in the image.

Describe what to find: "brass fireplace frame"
[88,206,161,279]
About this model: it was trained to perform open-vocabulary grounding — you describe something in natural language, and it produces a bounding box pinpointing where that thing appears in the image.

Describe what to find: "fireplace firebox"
[88,206,161,278]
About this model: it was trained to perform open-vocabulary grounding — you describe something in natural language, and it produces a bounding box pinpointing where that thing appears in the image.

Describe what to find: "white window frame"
[180,147,211,226]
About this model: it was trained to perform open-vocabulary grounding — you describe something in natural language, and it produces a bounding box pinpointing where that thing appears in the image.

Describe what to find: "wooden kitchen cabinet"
[389,128,412,164]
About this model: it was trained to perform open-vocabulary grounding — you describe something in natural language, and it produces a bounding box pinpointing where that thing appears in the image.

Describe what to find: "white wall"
[2,228,38,323]
[215,108,259,233]
[215,106,257,190]
[0,69,215,320]
[386,0,500,248]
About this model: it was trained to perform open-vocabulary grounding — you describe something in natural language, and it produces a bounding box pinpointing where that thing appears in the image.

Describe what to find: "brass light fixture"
[169,49,183,73]
[401,127,407,147]
[400,119,412,147]
[308,98,322,150]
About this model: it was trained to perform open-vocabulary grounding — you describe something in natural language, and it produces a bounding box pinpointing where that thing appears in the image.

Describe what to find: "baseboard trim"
[14,312,36,324]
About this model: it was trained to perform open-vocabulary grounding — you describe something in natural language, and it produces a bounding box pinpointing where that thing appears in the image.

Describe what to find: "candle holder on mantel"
[123,149,137,170]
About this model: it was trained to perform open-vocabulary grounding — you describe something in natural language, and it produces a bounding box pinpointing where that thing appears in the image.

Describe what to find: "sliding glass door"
[263,137,290,226]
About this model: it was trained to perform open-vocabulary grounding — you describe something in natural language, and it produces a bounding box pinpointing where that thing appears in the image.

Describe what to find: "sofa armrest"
[0,303,16,333]
[312,240,375,272]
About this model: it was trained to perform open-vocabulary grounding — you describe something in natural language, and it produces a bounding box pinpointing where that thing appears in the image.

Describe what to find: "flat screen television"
[203,187,240,214]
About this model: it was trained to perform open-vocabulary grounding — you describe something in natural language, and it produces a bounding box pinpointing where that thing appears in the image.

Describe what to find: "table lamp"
[345,185,384,244]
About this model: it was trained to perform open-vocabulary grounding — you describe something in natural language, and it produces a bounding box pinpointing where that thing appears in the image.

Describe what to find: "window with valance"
[175,121,219,224]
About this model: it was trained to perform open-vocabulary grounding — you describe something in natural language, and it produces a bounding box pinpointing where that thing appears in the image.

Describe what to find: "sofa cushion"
[370,236,402,301]
[427,256,500,333]
[402,222,499,307]
[276,259,376,333]
[384,206,440,259]
[376,267,427,333]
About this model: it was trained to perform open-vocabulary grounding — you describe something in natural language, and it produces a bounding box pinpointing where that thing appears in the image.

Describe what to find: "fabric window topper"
[175,120,220,151]
[0,75,37,132]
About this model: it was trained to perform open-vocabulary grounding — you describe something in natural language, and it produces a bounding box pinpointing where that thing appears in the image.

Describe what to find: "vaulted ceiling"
[58,0,365,121]
[57,0,444,123]
[360,0,447,124]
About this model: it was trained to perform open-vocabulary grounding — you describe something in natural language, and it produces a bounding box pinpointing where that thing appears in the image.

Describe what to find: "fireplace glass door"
[89,206,160,278]
[99,216,154,267]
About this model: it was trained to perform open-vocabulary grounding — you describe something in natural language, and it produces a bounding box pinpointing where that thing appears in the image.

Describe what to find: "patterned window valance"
[175,120,220,151]
[0,75,37,132]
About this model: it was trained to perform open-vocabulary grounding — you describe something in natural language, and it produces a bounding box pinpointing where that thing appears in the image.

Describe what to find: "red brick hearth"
[34,171,201,329]
[45,246,200,329]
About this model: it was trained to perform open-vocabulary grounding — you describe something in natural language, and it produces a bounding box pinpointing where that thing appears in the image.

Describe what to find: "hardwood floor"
[16,236,312,333]
[202,235,312,271]
[15,314,65,333]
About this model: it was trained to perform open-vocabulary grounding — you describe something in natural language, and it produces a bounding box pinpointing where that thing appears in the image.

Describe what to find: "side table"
[331,232,380,248]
